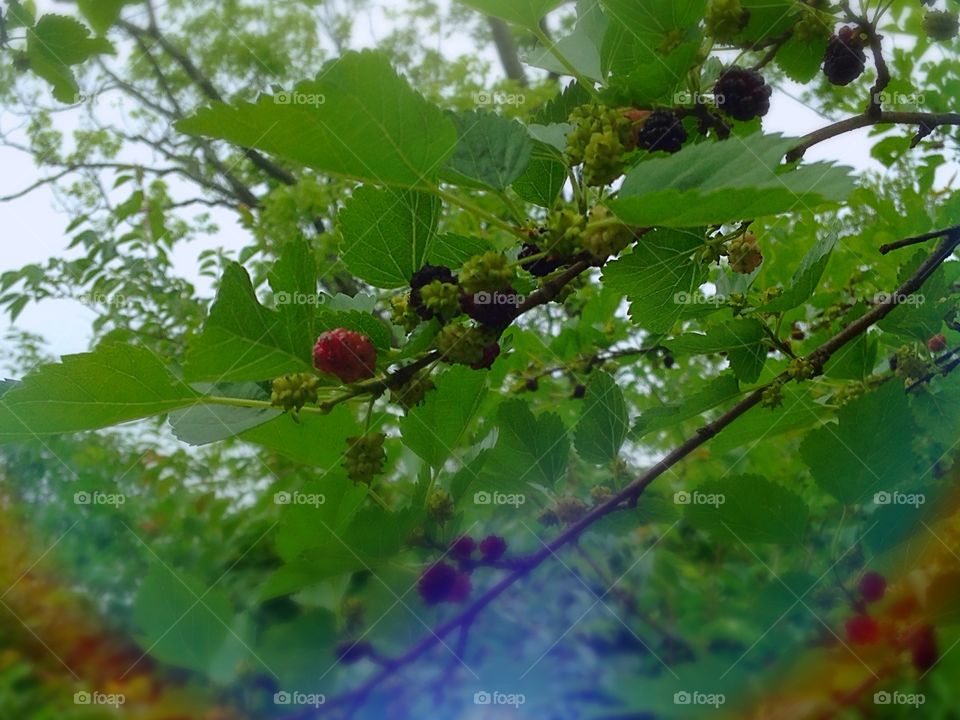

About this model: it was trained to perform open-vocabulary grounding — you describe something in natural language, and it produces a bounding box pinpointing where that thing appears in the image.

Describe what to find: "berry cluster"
[923,10,959,41]
[343,432,387,484]
[715,67,772,121]
[270,372,319,414]
[566,105,637,186]
[436,322,499,368]
[582,206,635,259]
[727,232,763,274]
[893,345,929,381]
[417,562,471,605]
[823,26,867,86]
[314,328,377,383]
[390,371,436,410]
[705,0,750,42]
[459,251,515,295]
[426,489,455,525]
[635,110,688,154]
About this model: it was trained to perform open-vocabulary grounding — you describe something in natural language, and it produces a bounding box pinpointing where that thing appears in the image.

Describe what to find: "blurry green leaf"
[481,399,569,488]
[634,373,741,437]
[574,371,629,464]
[669,319,768,383]
[27,15,114,102]
[458,0,564,30]
[756,233,838,313]
[441,110,533,190]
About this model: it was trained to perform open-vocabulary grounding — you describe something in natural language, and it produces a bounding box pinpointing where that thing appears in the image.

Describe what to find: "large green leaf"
[337,186,441,288]
[177,51,457,189]
[426,233,492,268]
[441,110,533,191]
[574,372,629,464]
[400,366,488,469]
[132,566,236,674]
[240,405,361,468]
[0,343,197,440]
[511,141,567,208]
[684,474,809,546]
[480,399,569,489]
[756,233,838,313]
[27,15,114,102]
[526,0,606,82]
[169,382,280,445]
[633,373,741,438]
[607,134,855,227]
[669,319,769,383]
[77,0,133,34]
[800,382,919,504]
[602,227,708,333]
[458,0,565,30]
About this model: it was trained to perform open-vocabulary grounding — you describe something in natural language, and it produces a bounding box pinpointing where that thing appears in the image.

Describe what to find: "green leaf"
[441,110,533,190]
[602,227,708,333]
[77,0,132,34]
[776,34,829,83]
[526,0,606,82]
[268,237,318,354]
[132,566,236,674]
[27,15,114,103]
[177,51,457,189]
[684,474,809,546]
[169,382,280,445]
[338,186,440,288]
[458,0,565,30]
[255,611,337,690]
[185,262,313,382]
[608,134,855,227]
[0,343,197,440]
[634,373,741,437]
[711,385,829,454]
[481,399,569,489]
[5,1,36,29]
[400,366,488,469]
[511,141,567,208]
[800,382,919,504]
[756,233,838,313]
[574,372,629,464]
[426,233,492,268]
[240,405,361,468]
[669,319,769,383]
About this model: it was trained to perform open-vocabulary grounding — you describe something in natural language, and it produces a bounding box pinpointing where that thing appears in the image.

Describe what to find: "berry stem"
[430,186,526,239]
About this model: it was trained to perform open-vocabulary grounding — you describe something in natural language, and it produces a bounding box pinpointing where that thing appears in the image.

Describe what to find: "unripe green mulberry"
[390,293,421,333]
[787,357,817,381]
[590,486,614,505]
[761,382,784,409]
[343,432,387,484]
[271,373,320,414]
[547,209,588,257]
[427,490,455,524]
[554,496,588,525]
[705,0,749,41]
[894,346,929,381]
[419,280,462,320]
[390,372,436,410]
[583,129,626,186]
[582,205,633,259]
[436,323,495,366]
[727,232,763,274]
[459,251,514,295]
[923,10,959,42]
[566,105,634,187]
[794,10,831,42]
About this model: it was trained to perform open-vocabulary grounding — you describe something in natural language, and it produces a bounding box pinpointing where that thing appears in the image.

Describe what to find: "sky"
[0,0,950,362]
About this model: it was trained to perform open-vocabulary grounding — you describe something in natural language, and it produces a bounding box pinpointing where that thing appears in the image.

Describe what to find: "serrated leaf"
[574,372,629,464]
[526,0,606,82]
[608,134,855,227]
[0,343,197,440]
[756,233,838,313]
[441,110,533,190]
[480,399,569,489]
[458,0,565,30]
[77,0,132,34]
[711,385,829,454]
[602,227,708,333]
[511,142,568,208]
[400,366,488,469]
[338,186,440,289]
[27,15,115,103]
[169,382,280,445]
[240,405,361,468]
[800,382,918,504]
[684,474,809,546]
[177,51,457,189]
[776,34,829,83]
[634,373,741,437]
[669,319,768,383]
[426,233,492,268]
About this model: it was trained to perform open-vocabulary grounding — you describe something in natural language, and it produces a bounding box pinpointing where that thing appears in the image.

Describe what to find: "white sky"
[0,1,949,361]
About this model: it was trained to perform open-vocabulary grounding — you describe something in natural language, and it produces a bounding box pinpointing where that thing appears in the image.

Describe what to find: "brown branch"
[297,228,960,717]
[786,111,960,162]
[879,225,960,254]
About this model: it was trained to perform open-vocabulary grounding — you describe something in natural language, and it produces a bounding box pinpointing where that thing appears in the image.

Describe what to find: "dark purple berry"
[479,535,508,561]
[450,535,476,562]
[715,67,772,121]
[912,625,938,672]
[461,287,520,328]
[823,26,867,86]
[410,265,457,319]
[858,571,887,603]
[572,384,586,399]
[525,378,539,392]
[518,243,563,277]
[470,342,501,370]
[336,640,373,664]
[418,562,471,604]
[636,110,688,153]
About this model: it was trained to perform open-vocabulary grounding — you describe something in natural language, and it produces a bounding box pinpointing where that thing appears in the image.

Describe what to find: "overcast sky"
[0,0,948,362]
